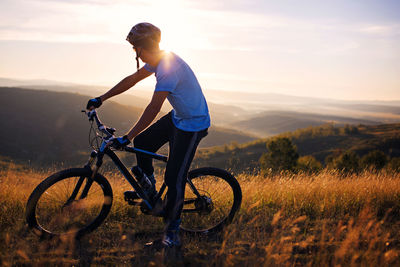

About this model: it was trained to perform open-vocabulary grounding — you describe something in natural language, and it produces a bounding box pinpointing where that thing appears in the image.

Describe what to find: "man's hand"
[111,135,130,149]
[86,97,102,110]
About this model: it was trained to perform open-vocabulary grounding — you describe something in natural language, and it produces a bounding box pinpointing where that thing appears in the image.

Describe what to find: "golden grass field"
[1,165,400,266]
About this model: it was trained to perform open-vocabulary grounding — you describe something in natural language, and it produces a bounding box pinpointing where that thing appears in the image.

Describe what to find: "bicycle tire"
[26,168,113,239]
[180,167,242,233]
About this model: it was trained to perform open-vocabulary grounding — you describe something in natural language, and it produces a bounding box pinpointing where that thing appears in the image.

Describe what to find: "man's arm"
[99,67,153,102]
[126,91,169,140]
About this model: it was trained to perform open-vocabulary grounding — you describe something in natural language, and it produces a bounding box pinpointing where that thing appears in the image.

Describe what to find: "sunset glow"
[0,0,399,100]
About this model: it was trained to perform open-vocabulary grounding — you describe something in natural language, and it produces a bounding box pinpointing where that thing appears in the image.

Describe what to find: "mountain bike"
[25,109,242,238]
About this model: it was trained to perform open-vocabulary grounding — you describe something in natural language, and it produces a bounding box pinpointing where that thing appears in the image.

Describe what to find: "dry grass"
[1,167,400,266]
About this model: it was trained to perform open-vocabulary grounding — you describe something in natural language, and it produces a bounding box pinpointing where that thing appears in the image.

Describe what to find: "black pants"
[133,112,208,225]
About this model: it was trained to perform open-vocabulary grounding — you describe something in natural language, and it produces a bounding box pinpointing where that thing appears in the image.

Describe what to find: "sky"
[0,0,399,100]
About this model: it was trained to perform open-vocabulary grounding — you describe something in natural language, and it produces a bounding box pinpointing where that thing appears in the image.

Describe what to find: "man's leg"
[133,112,173,176]
[163,127,208,245]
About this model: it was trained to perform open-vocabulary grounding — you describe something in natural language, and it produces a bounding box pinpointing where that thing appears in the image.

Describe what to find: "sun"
[148,0,207,53]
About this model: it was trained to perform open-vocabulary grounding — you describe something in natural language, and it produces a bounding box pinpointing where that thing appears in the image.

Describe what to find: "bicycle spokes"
[181,173,235,232]
[35,175,106,234]
[61,176,95,207]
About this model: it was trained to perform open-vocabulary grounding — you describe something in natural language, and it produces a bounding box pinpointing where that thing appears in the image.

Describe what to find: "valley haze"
[1,77,400,138]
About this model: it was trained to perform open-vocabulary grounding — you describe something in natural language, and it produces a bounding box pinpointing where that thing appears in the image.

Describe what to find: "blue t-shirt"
[144,52,210,132]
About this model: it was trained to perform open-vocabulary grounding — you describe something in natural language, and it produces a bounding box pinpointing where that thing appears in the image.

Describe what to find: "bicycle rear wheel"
[26,168,113,238]
[181,167,242,233]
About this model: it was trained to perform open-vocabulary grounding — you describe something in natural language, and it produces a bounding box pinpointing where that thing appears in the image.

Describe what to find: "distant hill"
[2,77,400,138]
[228,110,380,137]
[192,123,400,173]
[0,77,264,127]
[204,89,400,112]
[0,87,254,167]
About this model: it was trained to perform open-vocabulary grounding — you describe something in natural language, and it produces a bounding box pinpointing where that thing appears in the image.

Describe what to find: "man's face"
[134,47,149,63]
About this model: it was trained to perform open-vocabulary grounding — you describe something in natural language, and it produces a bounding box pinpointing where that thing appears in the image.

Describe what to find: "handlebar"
[82,109,116,137]
[82,109,168,162]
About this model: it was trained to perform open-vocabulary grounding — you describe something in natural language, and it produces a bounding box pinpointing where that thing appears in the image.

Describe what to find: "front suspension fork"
[82,150,104,199]
[66,150,101,204]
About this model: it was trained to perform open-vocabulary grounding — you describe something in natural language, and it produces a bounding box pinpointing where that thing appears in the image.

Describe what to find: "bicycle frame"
[78,109,202,212]
[26,109,242,238]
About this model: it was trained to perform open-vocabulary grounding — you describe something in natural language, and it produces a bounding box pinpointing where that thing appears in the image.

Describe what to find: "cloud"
[0,0,116,43]
[358,24,400,36]
[1,0,400,101]
[1,0,397,56]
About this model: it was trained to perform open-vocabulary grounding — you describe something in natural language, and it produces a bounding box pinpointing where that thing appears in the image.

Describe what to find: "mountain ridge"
[0,87,254,167]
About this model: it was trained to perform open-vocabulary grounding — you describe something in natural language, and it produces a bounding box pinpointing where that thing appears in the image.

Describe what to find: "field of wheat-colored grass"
[1,166,400,266]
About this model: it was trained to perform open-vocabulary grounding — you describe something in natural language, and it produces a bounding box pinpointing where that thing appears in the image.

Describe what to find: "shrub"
[297,155,322,173]
[386,157,400,172]
[259,137,299,174]
[328,151,360,173]
[360,150,387,170]
[341,124,359,135]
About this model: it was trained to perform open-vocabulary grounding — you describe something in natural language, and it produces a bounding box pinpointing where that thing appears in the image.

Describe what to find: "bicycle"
[25,109,242,238]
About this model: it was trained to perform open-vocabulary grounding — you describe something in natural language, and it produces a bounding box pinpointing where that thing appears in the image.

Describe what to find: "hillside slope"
[193,123,400,173]
[0,87,254,166]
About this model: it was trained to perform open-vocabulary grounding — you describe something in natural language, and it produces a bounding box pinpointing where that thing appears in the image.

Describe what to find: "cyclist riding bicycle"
[86,22,210,248]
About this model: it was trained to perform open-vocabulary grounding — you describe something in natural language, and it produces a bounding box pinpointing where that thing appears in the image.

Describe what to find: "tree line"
[259,137,400,175]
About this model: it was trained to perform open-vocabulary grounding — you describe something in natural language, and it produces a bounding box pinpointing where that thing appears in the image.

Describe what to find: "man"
[86,22,210,247]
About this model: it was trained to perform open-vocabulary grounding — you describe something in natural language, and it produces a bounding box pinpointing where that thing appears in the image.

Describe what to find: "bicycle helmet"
[126,23,161,71]
[126,22,161,50]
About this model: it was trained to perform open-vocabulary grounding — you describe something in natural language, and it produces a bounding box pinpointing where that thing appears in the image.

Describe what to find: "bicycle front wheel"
[26,168,113,238]
[181,167,242,233]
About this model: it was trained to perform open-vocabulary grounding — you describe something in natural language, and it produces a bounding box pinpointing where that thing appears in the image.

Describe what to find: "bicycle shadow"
[70,230,224,266]
[69,230,174,266]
